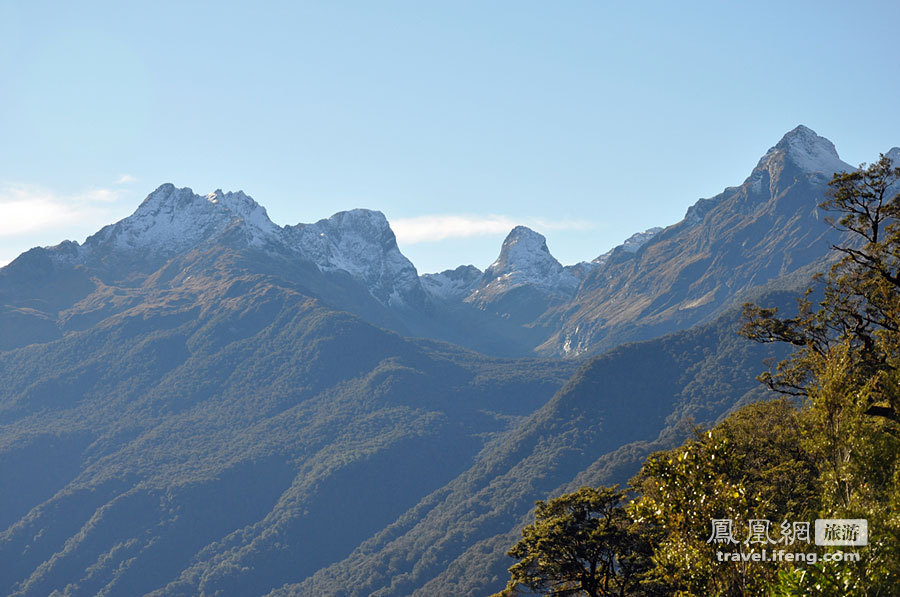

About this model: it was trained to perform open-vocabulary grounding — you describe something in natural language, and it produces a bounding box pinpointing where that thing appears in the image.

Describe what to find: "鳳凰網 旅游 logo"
[705,517,867,565]
[707,518,867,547]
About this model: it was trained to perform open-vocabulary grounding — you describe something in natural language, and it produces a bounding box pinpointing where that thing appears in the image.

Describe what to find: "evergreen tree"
[496,486,655,597]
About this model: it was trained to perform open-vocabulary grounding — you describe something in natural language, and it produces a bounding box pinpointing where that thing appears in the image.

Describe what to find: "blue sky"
[2,1,899,273]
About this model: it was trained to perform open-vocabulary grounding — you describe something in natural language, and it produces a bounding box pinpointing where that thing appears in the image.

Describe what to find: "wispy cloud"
[115,174,137,185]
[392,214,517,244]
[391,214,593,245]
[0,183,125,238]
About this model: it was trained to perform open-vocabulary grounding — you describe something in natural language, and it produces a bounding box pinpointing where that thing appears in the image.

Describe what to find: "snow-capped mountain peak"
[83,184,279,255]
[286,209,424,307]
[40,184,427,308]
[683,127,854,227]
[478,226,577,294]
[760,125,852,176]
[206,188,279,240]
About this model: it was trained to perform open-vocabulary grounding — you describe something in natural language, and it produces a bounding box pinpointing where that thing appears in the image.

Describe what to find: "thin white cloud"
[0,183,124,238]
[115,174,137,185]
[391,214,593,245]
[392,214,517,244]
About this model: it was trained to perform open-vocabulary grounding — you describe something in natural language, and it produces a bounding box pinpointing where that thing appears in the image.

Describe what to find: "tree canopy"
[496,486,654,597]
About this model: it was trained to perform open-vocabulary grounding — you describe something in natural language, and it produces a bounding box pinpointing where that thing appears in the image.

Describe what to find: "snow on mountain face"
[757,125,852,178]
[887,147,900,167]
[421,265,482,301]
[474,226,577,296]
[286,209,424,307]
[47,184,424,308]
[564,260,598,281]
[621,227,663,252]
[82,184,279,255]
[593,227,663,265]
[746,125,851,197]
[682,126,853,227]
[205,188,280,241]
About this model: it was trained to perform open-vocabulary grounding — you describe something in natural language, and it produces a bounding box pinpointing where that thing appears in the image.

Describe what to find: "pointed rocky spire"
[479,226,576,293]
[760,125,851,175]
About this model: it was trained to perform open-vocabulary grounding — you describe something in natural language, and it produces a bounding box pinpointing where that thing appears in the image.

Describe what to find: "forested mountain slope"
[0,244,577,597]
[276,288,797,596]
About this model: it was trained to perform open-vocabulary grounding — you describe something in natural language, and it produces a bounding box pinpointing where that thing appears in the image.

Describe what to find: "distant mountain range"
[0,126,896,596]
[4,126,886,360]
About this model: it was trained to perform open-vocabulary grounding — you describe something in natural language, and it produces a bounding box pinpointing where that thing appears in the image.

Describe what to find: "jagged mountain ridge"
[593,227,663,266]
[0,184,462,357]
[413,125,877,356]
[47,183,425,309]
[2,126,893,362]
[0,180,662,357]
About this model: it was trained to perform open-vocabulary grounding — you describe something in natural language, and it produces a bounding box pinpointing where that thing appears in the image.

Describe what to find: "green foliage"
[499,486,654,597]
[631,399,819,596]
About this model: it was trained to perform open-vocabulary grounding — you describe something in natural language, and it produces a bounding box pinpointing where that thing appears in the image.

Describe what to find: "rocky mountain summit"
[22,183,425,308]
[478,226,579,294]
[64,185,277,260]
[285,209,425,308]
[463,226,580,320]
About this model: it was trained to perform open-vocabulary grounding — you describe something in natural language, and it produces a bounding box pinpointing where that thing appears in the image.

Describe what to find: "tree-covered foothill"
[500,156,900,596]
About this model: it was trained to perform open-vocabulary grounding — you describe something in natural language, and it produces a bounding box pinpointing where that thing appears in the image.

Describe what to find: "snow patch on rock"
[593,227,663,265]
[421,265,482,301]
[82,184,278,255]
[286,209,424,307]
[47,184,424,308]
